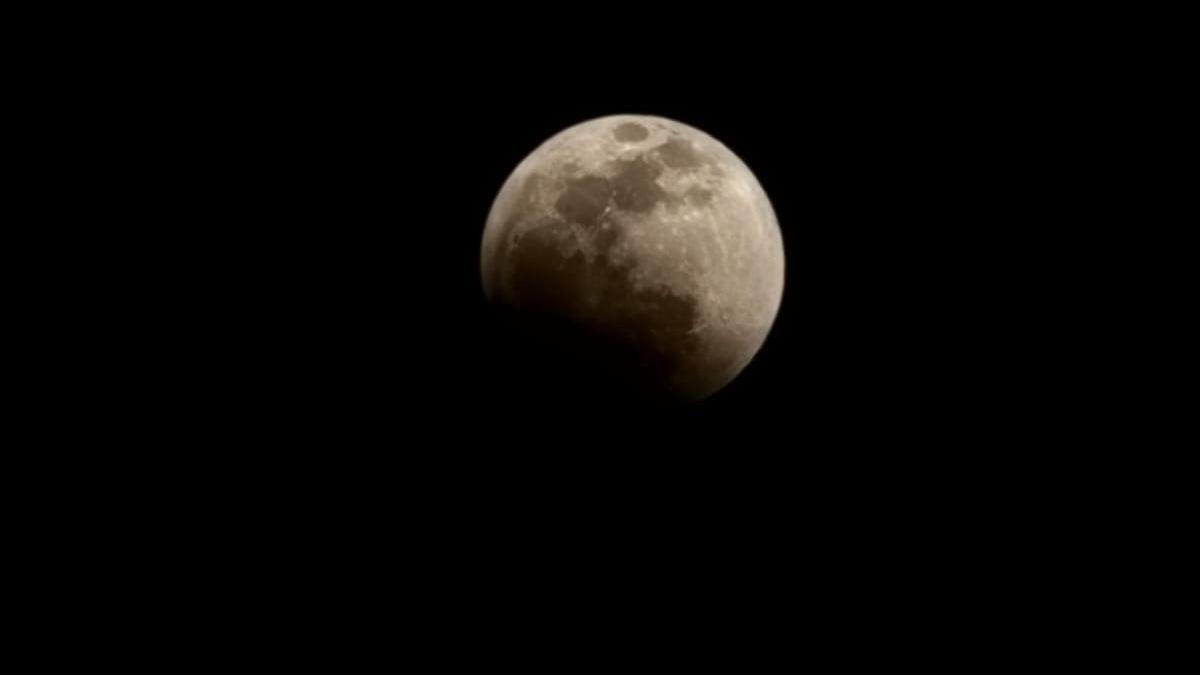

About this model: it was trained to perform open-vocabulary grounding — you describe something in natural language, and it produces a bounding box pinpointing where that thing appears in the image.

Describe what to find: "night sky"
[236,57,1045,453]
[171,13,1108,648]
[198,21,1082,499]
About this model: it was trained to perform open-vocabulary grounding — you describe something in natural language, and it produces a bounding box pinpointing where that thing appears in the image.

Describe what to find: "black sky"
[182,40,1090,557]
[75,7,1144,657]
[185,14,1096,480]
[230,54,1047,435]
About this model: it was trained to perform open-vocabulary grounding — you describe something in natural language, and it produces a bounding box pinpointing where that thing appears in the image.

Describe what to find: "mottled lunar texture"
[481,115,784,403]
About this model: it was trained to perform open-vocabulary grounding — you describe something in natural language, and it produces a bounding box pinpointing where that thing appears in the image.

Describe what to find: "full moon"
[481,115,784,404]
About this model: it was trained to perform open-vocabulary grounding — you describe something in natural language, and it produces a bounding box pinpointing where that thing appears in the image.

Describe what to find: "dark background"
[178,20,1096,528]
[7,5,1168,664]
[117,11,1133,650]
[203,30,1077,462]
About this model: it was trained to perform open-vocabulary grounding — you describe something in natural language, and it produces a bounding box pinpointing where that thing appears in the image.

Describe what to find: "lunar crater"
[613,122,649,142]
[654,138,704,169]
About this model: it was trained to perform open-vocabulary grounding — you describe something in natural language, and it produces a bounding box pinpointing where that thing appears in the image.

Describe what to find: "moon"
[481,115,784,404]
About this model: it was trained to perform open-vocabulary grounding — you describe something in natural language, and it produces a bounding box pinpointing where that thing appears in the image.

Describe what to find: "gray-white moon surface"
[481,115,784,403]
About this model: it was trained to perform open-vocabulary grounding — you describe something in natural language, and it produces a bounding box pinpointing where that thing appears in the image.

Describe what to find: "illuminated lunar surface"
[481,115,784,403]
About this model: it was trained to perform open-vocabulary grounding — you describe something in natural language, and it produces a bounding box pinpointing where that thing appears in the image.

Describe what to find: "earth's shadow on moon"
[485,305,702,415]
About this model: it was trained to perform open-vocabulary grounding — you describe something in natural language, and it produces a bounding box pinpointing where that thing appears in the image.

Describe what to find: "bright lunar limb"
[481,115,784,404]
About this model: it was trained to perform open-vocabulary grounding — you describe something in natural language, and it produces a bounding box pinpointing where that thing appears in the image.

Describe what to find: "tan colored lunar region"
[481,115,784,404]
